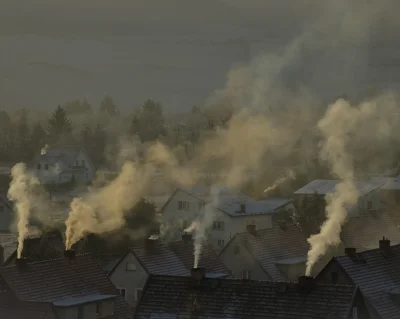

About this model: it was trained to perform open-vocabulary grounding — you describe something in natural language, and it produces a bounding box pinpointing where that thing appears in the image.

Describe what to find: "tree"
[100,96,119,117]
[137,99,166,142]
[90,124,107,164]
[14,109,30,160]
[64,99,93,116]
[129,115,140,136]
[0,110,15,161]
[125,199,159,237]
[47,105,72,143]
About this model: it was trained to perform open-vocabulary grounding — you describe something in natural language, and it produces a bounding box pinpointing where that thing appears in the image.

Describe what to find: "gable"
[109,251,147,279]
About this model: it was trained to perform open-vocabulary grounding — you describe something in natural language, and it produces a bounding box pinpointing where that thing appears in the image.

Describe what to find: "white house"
[32,145,95,185]
[160,185,296,250]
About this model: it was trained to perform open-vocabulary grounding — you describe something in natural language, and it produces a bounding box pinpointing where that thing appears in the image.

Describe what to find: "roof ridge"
[0,253,93,268]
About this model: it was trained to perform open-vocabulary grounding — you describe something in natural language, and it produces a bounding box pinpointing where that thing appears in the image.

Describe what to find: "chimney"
[345,247,357,257]
[379,237,391,255]
[15,258,27,271]
[191,267,206,282]
[182,232,192,244]
[298,276,316,290]
[64,250,76,260]
[246,224,257,235]
[240,203,246,213]
[144,238,158,253]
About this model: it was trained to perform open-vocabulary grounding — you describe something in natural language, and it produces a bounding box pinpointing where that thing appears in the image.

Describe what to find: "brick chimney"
[15,258,27,271]
[345,247,357,257]
[298,276,315,290]
[379,237,391,255]
[64,250,76,260]
[191,267,206,282]
[182,232,192,244]
[246,224,257,235]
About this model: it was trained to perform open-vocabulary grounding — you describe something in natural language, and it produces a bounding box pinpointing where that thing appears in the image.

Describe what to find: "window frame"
[241,270,251,280]
[178,200,190,211]
[217,239,225,247]
[135,288,143,302]
[212,221,224,230]
[37,163,41,170]
[96,302,102,316]
[117,287,127,300]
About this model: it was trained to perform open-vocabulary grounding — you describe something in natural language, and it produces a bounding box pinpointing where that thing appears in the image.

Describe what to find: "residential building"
[219,222,324,281]
[134,271,370,319]
[0,252,132,319]
[160,185,295,250]
[108,234,231,307]
[294,179,385,216]
[315,238,400,319]
[32,145,95,185]
[0,194,13,232]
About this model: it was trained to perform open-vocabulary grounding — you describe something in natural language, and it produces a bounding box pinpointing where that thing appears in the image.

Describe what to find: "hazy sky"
[1,1,399,111]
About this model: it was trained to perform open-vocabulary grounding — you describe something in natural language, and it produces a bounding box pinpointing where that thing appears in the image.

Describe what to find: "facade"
[108,235,231,307]
[160,185,295,250]
[134,272,370,319]
[219,222,323,281]
[0,194,13,232]
[315,239,400,319]
[0,253,132,319]
[32,145,95,185]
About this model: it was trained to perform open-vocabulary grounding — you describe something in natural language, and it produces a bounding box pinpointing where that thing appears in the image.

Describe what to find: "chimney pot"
[298,276,315,290]
[182,232,192,243]
[64,250,76,260]
[191,267,206,281]
[246,224,257,235]
[345,247,357,257]
[15,258,28,271]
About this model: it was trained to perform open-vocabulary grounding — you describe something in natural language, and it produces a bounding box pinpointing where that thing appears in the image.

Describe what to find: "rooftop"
[318,243,400,319]
[134,275,357,319]
[53,293,116,307]
[294,179,384,196]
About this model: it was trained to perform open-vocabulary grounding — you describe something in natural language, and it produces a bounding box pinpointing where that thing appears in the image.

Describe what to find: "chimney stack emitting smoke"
[191,267,206,282]
[144,237,158,252]
[298,276,315,290]
[15,258,27,271]
[246,224,257,235]
[379,237,391,255]
[182,232,192,244]
[344,247,357,257]
[64,250,75,260]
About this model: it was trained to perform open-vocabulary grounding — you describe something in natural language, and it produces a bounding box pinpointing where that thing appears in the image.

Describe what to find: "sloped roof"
[223,224,312,281]
[168,240,230,274]
[294,179,384,196]
[325,244,400,319]
[341,210,400,251]
[131,244,190,276]
[373,177,400,190]
[0,254,132,318]
[0,298,55,319]
[134,275,357,319]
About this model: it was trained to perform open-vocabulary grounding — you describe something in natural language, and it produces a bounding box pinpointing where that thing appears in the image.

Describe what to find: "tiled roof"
[372,177,400,190]
[168,240,231,274]
[328,244,400,319]
[294,179,384,196]
[0,234,18,263]
[131,244,190,276]
[341,210,400,251]
[0,254,132,318]
[134,275,357,319]
[0,300,55,319]
[227,224,312,280]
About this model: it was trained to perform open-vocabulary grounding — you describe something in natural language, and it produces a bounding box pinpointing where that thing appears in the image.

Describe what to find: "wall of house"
[109,252,148,307]
[35,160,67,184]
[0,200,13,232]
[219,236,269,280]
[356,190,382,214]
[55,300,115,319]
[75,150,95,181]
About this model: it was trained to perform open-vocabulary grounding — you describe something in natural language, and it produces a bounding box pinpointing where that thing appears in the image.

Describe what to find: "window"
[136,289,142,302]
[78,305,84,319]
[118,288,126,299]
[178,200,190,211]
[213,221,224,230]
[37,163,41,170]
[126,263,137,271]
[217,239,225,247]
[233,245,240,254]
[44,164,49,170]
[96,303,102,316]
[331,271,338,284]
[367,201,372,210]
[241,270,251,280]
[353,307,358,319]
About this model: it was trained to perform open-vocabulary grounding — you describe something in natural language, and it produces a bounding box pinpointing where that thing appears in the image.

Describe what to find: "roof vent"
[191,267,206,282]
[344,247,357,258]
[64,250,76,260]
[246,224,257,235]
[15,258,28,271]
[298,276,315,290]
[182,232,192,244]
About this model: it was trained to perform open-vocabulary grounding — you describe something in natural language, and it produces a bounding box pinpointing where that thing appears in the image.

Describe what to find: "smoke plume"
[8,163,41,258]
[264,169,296,194]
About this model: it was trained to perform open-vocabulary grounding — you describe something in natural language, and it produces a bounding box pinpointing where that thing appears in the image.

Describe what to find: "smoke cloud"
[264,169,296,195]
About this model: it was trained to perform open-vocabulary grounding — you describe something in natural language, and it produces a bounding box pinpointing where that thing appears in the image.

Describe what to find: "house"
[108,234,231,307]
[134,271,370,319]
[0,193,13,232]
[160,185,295,250]
[0,252,133,319]
[294,179,385,216]
[219,222,325,281]
[32,145,95,185]
[315,238,400,319]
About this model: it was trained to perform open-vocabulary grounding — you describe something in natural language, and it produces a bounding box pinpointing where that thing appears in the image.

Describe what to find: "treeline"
[0,96,233,166]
